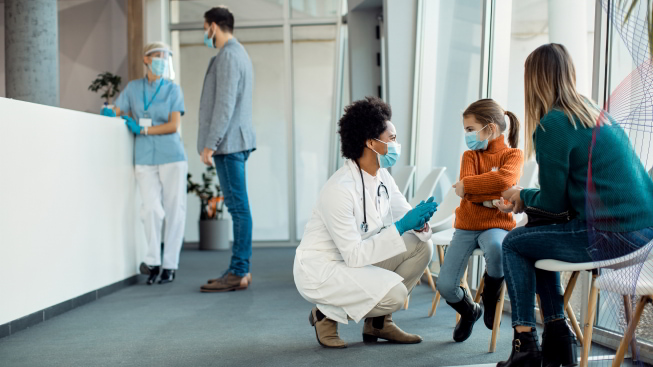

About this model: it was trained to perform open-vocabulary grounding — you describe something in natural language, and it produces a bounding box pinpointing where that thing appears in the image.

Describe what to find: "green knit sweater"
[520,109,653,232]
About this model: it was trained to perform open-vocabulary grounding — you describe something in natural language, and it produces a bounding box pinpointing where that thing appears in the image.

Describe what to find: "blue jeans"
[437,228,507,303]
[213,151,253,277]
[503,219,653,327]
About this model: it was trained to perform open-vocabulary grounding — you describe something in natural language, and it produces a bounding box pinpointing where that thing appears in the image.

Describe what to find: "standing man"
[198,6,256,293]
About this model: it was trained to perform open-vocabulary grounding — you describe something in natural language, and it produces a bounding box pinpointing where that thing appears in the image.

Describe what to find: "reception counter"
[0,98,146,334]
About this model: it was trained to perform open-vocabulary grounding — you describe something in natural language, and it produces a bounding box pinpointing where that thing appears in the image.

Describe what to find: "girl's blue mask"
[372,139,401,168]
[204,30,215,49]
[150,57,167,76]
[465,124,490,151]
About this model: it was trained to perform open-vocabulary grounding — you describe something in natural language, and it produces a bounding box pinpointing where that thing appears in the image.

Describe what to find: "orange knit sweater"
[454,136,524,231]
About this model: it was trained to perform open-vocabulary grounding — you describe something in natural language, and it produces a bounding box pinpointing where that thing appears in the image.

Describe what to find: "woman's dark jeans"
[503,219,653,327]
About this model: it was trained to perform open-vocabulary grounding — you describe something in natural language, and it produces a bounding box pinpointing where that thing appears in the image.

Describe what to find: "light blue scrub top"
[115,78,187,165]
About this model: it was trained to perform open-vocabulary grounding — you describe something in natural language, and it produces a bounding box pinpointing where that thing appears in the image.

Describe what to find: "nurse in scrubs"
[113,42,188,285]
[294,96,438,348]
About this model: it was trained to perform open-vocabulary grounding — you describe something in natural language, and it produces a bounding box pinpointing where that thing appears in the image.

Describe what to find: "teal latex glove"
[395,197,439,235]
[101,107,116,117]
[122,116,142,135]
[412,196,438,230]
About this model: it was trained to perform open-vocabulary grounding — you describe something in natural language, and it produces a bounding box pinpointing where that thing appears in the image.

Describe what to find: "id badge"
[139,118,152,127]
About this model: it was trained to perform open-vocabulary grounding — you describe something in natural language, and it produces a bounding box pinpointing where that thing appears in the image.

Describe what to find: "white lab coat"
[293,160,432,323]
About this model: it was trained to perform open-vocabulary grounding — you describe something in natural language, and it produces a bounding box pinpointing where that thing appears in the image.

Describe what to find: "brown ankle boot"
[362,314,422,344]
[308,307,347,349]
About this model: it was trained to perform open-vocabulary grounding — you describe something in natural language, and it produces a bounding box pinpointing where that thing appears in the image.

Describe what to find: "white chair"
[649,166,653,180]
[534,243,653,367]
[403,168,449,309]
[409,167,447,207]
[392,165,416,199]
[592,253,653,367]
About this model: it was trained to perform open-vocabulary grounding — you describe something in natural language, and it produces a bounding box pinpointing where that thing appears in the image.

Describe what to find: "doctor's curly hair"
[338,96,392,160]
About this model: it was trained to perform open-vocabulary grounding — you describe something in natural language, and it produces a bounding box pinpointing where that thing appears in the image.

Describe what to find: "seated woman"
[293,97,438,349]
[497,43,653,367]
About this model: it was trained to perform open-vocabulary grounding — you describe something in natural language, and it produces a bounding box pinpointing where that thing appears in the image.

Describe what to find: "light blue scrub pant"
[437,228,507,303]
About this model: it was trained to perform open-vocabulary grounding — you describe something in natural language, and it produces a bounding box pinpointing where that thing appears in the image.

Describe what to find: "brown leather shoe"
[362,314,422,344]
[200,272,248,293]
[308,307,347,349]
[207,273,252,285]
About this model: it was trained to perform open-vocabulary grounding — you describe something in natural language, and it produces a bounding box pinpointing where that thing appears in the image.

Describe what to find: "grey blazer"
[197,38,256,155]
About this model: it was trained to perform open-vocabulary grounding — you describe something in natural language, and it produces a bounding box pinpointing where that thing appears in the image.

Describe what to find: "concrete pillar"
[4,0,59,107]
[548,0,589,96]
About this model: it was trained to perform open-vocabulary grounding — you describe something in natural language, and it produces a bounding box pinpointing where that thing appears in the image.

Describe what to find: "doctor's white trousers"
[135,161,188,269]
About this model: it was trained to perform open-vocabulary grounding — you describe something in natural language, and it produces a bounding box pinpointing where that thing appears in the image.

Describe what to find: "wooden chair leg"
[429,291,440,317]
[404,295,410,310]
[425,267,436,292]
[580,274,599,367]
[536,294,544,324]
[474,273,485,304]
[489,283,506,353]
[623,295,638,362]
[563,271,580,305]
[612,295,650,367]
[566,302,584,347]
[456,267,469,325]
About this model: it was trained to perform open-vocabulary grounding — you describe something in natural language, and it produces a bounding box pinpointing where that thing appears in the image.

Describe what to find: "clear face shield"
[145,48,176,81]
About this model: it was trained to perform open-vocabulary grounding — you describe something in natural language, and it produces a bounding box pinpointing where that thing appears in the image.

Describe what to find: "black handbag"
[524,206,574,227]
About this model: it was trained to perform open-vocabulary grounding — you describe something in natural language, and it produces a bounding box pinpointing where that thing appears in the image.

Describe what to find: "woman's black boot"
[497,328,542,367]
[159,269,176,284]
[140,262,160,285]
[446,286,482,342]
[542,319,578,367]
[481,273,504,329]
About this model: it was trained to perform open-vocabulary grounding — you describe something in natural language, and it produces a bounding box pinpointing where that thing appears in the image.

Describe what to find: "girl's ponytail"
[504,110,520,148]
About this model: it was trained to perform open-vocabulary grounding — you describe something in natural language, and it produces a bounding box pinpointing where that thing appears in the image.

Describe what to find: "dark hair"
[338,96,392,160]
[463,98,520,149]
[204,6,234,34]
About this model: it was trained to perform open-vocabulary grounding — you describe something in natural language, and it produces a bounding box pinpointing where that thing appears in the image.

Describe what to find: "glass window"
[430,0,484,191]
[292,25,337,240]
[176,28,290,241]
[170,0,284,24]
[291,0,340,18]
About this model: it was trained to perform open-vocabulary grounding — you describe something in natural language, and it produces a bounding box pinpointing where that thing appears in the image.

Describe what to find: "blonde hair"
[523,43,603,158]
[143,42,171,56]
[463,99,521,149]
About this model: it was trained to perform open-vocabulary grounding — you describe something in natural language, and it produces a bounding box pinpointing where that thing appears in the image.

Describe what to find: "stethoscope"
[357,163,390,233]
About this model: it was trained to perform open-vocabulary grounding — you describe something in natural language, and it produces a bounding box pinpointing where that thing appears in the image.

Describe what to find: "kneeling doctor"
[293,97,438,349]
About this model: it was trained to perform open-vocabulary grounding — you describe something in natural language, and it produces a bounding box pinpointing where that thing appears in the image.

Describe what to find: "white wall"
[0,98,145,325]
[0,0,128,113]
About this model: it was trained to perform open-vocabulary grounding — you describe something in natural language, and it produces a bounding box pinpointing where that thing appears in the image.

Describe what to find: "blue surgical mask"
[465,124,490,151]
[204,30,215,49]
[372,139,401,168]
[150,57,167,76]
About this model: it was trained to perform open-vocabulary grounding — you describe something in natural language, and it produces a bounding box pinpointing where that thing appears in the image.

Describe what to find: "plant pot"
[199,219,231,251]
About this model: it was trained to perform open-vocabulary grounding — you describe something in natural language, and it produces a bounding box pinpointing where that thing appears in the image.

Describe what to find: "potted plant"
[187,166,231,251]
[88,72,122,110]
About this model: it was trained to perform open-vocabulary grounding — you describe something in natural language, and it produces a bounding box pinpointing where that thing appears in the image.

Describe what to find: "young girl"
[436,98,523,343]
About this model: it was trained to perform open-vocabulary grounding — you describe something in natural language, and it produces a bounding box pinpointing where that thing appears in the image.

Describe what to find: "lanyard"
[143,78,164,112]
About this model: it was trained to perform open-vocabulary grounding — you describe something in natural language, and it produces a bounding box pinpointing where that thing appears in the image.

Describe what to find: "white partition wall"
[0,98,145,325]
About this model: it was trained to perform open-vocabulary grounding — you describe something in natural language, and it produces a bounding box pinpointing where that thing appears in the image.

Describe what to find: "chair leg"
[612,296,650,367]
[566,302,584,347]
[563,271,580,305]
[425,267,436,292]
[474,274,485,304]
[623,295,638,362]
[428,245,446,318]
[489,284,506,353]
[536,294,544,324]
[580,274,599,367]
[404,295,410,310]
[456,267,469,325]
[429,291,441,317]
